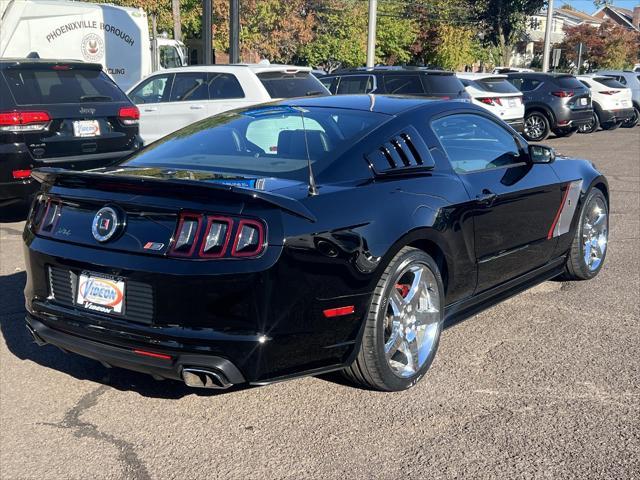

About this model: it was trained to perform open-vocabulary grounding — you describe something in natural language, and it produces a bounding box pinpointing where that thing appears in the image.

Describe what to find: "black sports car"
[23,95,609,392]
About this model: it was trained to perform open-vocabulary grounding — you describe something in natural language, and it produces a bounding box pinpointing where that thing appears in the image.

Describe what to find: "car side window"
[521,78,541,91]
[432,114,522,174]
[170,72,209,102]
[208,73,244,99]
[336,75,375,94]
[617,76,627,85]
[129,74,173,104]
[383,74,424,94]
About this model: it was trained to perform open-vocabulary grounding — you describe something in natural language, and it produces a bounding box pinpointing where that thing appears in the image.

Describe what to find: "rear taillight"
[168,213,266,259]
[478,97,502,106]
[12,169,32,179]
[598,91,619,95]
[551,90,575,98]
[0,111,50,132]
[231,219,265,257]
[118,106,140,125]
[38,199,62,233]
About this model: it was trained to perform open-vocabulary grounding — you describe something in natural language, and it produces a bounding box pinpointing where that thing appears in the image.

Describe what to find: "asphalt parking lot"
[1,128,639,480]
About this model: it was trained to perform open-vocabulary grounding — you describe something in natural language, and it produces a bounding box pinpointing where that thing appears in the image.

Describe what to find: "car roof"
[328,67,453,76]
[456,73,508,80]
[506,72,574,79]
[269,94,466,115]
[156,64,313,75]
[0,58,102,70]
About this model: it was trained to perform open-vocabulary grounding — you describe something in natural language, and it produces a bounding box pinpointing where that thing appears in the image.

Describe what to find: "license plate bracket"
[76,272,125,315]
[73,119,101,137]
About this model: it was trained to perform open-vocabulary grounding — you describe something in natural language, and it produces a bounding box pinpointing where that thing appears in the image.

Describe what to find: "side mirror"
[528,144,556,164]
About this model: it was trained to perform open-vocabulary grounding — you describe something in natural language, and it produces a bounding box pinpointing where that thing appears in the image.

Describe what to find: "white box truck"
[0,0,186,91]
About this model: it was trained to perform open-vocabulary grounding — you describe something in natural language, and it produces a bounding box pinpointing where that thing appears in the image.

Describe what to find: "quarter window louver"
[365,125,435,175]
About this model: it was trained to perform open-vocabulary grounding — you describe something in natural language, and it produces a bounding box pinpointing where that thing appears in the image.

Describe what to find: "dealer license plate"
[73,119,101,137]
[579,98,588,106]
[621,99,631,108]
[76,272,125,315]
[508,98,516,108]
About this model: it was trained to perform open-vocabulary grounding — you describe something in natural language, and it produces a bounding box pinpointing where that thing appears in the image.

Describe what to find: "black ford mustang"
[23,95,609,392]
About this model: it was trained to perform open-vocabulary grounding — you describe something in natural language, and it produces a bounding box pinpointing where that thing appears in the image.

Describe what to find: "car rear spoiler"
[31,168,316,222]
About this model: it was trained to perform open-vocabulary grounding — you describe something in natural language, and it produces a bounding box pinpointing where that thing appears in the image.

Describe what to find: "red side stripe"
[547,183,571,240]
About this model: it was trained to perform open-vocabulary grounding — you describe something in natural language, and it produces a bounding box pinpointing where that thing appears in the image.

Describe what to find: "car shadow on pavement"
[0,271,252,399]
[0,202,30,223]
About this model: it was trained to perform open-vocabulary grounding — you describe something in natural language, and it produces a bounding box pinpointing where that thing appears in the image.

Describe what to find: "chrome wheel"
[384,263,440,378]
[524,114,546,140]
[582,195,608,272]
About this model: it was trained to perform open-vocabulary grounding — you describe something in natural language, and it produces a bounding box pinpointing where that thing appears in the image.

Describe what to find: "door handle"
[190,105,205,110]
[143,107,158,112]
[476,189,498,206]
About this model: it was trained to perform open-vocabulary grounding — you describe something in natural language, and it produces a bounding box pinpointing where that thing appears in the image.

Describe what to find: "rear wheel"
[578,113,599,134]
[622,106,639,128]
[562,188,609,281]
[523,112,550,142]
[343,247,444,391]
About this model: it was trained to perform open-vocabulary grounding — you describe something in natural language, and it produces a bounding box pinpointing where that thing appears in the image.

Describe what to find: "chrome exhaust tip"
[182,367,232,389]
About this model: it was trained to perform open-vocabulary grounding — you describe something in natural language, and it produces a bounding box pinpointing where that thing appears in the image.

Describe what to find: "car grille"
[48,266,154,325]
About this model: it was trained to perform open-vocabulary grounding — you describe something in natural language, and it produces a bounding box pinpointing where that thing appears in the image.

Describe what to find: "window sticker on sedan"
[76,273,125,314]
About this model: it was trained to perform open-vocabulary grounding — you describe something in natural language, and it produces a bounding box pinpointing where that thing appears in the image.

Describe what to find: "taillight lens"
[118,106,140,125]
[12,169,32,179]
[39,199,62,233]
[231,219,265,257]
[169,214,203,256]
[199,217,232,258]
[478,97,502,106]
[0,111,50,132]
[551,90,575,98]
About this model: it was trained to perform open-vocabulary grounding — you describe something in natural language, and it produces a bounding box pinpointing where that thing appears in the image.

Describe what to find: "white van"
[0,0,186,91]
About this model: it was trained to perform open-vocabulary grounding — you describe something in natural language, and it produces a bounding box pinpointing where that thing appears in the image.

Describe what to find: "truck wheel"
[523,112,550,141]
[562,188,609,281]
[343,247,444,391]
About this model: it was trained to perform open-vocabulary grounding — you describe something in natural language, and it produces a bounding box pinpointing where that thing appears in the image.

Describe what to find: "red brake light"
[118,106,140,125]
[169,213,203,257]
[231,219,265,257]
[52,65,71,71]
[199,217,233,258]
[478,97,501,106]
[12,169,32,179]
[551,90,574,98]
[0,111,50,131]
[323,306,355,318]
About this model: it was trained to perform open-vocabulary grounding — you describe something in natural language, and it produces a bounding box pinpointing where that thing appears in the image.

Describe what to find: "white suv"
[457,73,525,131]
[127,64,329,143]
[576,75,634,133]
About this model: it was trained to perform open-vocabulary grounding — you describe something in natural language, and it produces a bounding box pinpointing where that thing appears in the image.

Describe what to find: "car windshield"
[257,71,329,98]
[121,106,389,181]
[476,78,520,94]
[2,67,127,105]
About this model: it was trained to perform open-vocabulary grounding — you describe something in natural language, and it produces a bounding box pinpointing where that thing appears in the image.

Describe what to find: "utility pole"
[542,0,554,72]
[172,0,182,42]
[203,0,212,64]
[366,0,377,68]
[229,0,240,64]
[151,13,158,71]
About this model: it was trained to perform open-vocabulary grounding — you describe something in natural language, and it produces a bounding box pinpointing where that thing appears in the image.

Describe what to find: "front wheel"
[343,247,444,391]
[523,112,550,142]
[562,188,609,280]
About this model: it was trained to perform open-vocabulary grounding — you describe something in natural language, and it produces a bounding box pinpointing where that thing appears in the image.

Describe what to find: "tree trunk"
[172,0,182,42]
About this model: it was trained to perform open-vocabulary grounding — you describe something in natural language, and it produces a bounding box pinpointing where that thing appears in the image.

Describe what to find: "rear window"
[596,77,625,89]
[476,78,520,94]
[383,74,424,94]
[421,74,464,95]
[122,106,388,181]
[554,76,585,89]
[257,71,328,98]
[336,75,375,94]
[2,67,127,105]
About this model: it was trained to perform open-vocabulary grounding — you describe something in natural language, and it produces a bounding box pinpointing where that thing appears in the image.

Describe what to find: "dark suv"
[506,72,593,141]
[320,67,470,100]
[0,59,142,207]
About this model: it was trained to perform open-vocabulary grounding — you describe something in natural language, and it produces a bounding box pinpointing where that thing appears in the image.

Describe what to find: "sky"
[559,0,639,15]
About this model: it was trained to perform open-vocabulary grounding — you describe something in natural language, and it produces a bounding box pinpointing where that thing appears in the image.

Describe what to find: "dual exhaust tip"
[182,367,232,389]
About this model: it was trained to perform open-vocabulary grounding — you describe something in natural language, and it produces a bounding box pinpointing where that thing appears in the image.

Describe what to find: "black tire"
[523,111,551,142]
[601,120,621,131]
[621,106,639,128]
[562,188,609,281]
[343,247,444,391]
[578,113,599,134]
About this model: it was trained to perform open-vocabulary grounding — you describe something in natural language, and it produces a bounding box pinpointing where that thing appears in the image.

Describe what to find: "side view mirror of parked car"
[529,144,556,164]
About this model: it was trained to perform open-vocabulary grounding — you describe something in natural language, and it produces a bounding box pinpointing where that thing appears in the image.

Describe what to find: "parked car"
[492,67,534,74]
[596,70,640,128]
[127,64,330,143]
[576,75,634,133]
[506,72,593,142]
[24,95,608,392]
[319,67,470,101]
[457,73,524,131]
[0,58,142,207]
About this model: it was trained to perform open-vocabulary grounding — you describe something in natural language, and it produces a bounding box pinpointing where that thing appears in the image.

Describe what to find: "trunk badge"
[92,206,124,242]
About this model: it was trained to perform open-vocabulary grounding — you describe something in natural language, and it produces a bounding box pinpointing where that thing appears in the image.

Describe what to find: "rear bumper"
[506,118,524,132]
[598,107,634,125]
[555,107,593,128]
[26,314,246,385]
